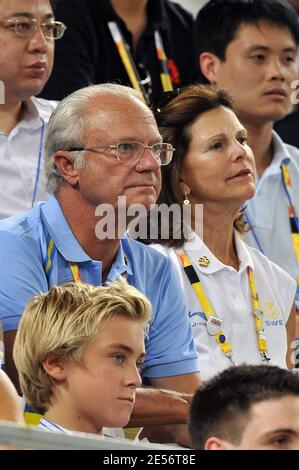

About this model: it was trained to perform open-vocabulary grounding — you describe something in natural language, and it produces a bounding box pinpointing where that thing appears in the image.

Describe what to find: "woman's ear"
[42,354,67,382]
[179,180,191,199]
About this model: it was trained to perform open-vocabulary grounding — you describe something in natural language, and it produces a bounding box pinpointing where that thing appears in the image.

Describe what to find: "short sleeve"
[0,232,48,331]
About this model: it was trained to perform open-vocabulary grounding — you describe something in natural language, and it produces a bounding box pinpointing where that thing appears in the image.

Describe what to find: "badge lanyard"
[44,239,126,284]
[154,30,173,93]
[31,117,45,208]
[44,239,85,284]
[108,21,173,104]
[244,159,299,309]
[281,160,299,259]
[178,250,271,365]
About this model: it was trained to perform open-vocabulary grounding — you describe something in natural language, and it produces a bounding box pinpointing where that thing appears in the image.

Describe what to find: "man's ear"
[199,52,221,85]
[54,151,80,187]
[204,436,234,450]
[42,353,67,382]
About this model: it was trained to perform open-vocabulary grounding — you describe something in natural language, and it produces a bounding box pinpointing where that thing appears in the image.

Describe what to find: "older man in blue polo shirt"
[0,83,201,445]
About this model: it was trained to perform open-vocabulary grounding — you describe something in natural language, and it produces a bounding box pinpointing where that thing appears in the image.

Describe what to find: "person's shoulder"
[0,204,44,239]
[162,0,194,25]
[248,244,296,286]
[280,139,299,157]
[274,110,299,147]
[285,145,299,166]
[272,130,299,162]
[281,142,299,172]
[32,97,58,121]
[55,0,100,18]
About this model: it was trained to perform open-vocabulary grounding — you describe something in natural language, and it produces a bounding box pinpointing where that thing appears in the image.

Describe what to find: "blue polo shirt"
[0,195,199,379]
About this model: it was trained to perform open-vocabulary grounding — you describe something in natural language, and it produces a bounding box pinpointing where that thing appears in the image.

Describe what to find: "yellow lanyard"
[246,161,299,309]
[154,30,173,93]
[44,239,128,286]
[281,161,299,312]
[44,238,82,283]
[281,162,299,262]
[178,250,271,365]
[108,22,173,104]
[69,262,81,283]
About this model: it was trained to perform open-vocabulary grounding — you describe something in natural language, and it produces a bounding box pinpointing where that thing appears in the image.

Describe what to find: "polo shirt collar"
[264,130,296,175]
[41,194,91,262]
[17,98,42,131]
[4,98,42,139]
[41,195,131,277]
[107,235,133,280]
[183,229,254,274]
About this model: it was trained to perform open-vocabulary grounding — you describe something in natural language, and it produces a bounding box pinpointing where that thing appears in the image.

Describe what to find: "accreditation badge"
[206,316,223,336]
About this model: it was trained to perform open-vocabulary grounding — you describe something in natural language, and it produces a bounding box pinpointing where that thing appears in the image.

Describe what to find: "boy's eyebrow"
[108,343,146,357]
[236,129,247,137]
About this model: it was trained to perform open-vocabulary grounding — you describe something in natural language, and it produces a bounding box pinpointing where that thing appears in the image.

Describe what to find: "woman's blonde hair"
[13,280,151,413]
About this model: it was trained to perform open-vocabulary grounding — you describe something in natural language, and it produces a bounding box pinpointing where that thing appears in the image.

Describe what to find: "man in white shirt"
[0,0,66,218]
[195,0,299,312]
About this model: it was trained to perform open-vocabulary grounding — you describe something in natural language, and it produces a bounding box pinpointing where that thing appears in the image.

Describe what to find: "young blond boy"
[13,280,151,434]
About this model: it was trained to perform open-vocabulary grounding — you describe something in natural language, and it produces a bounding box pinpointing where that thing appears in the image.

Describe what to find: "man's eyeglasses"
[68,141,175,166]
[1,17,67,40]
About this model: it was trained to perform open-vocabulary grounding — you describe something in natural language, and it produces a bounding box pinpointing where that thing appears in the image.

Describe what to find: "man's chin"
[22,78,51,100]
[262,105,292,123]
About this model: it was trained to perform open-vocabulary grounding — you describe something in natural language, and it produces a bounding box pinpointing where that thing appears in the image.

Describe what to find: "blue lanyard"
[243,210,265,254]
[31,118,45,208]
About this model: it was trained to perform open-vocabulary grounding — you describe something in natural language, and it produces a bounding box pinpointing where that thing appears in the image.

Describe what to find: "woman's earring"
[183,192,190,205]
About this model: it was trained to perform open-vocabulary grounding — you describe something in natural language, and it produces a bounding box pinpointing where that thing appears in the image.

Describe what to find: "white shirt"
[152,232,296,381]
[37,418,122,441]
[0,96,57,219]
[37,418,69,433]
[243,131,299,283]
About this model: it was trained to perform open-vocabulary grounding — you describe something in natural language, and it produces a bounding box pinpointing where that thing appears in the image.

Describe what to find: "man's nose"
[27,26,48,53]
[136,147,161,171]
[267,58,286,81]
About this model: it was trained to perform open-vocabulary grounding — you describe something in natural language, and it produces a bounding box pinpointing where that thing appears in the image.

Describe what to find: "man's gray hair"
[45,83,144,192]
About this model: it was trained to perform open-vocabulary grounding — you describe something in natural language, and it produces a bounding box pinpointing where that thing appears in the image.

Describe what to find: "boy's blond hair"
[13,280,152,413]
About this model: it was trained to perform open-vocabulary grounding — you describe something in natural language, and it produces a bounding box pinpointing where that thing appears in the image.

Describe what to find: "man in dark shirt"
[274,1,299,148]
[40,0,196,103]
